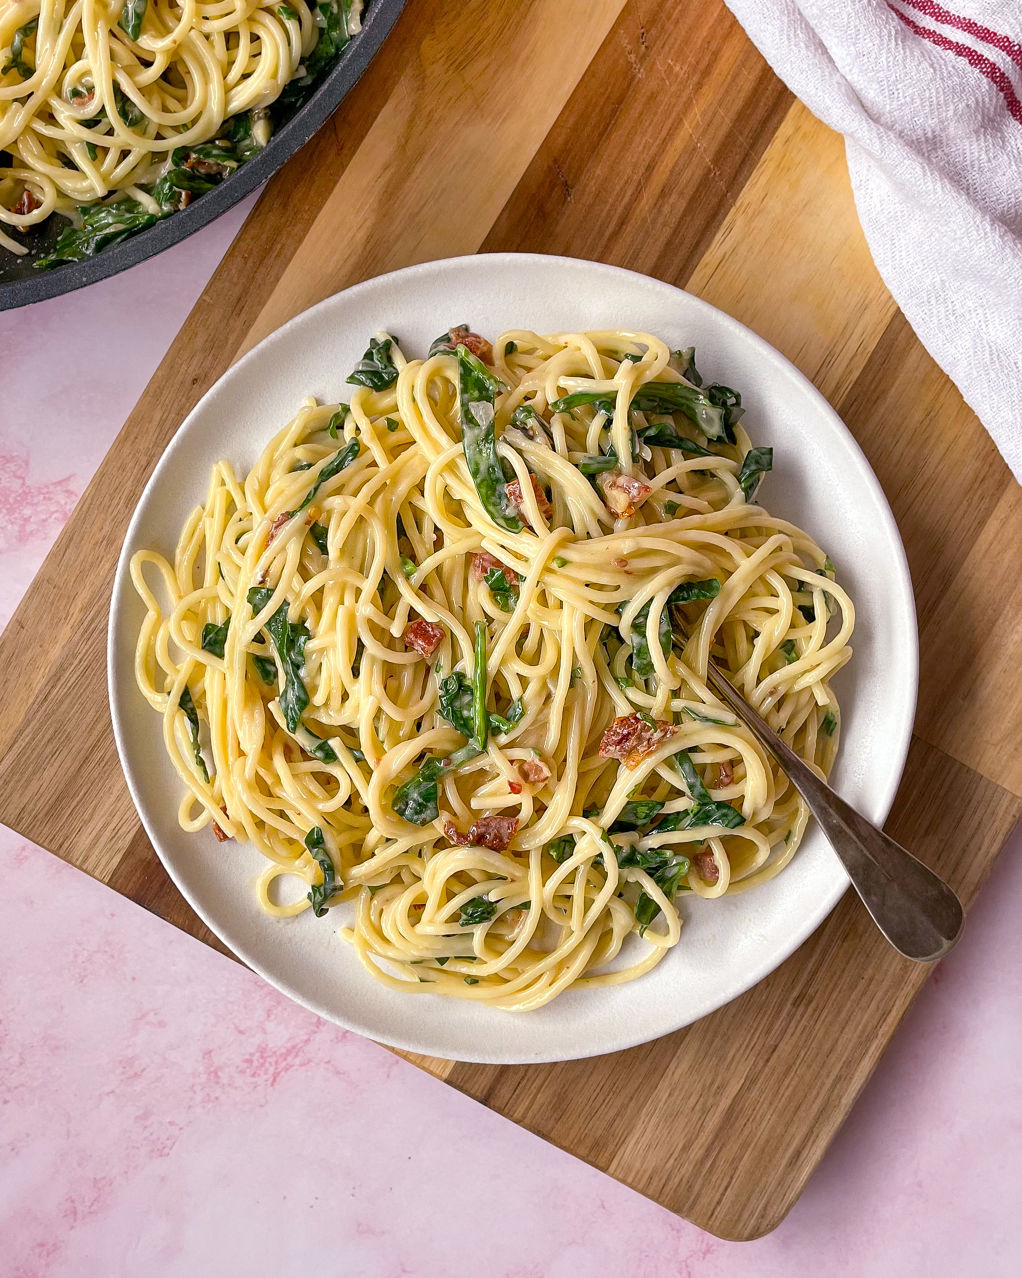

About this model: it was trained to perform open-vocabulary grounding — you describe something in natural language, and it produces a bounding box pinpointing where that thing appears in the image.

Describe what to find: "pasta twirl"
[130,326,853,1012]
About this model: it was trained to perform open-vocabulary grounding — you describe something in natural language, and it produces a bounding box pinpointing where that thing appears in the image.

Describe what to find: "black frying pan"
[0,0,407,311]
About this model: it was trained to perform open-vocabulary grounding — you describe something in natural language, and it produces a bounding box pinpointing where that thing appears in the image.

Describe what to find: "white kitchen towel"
[725,0,1022,481]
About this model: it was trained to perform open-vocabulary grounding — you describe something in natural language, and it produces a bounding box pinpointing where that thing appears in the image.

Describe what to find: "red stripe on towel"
[899,0,1022,71]
[890,5,1022,124]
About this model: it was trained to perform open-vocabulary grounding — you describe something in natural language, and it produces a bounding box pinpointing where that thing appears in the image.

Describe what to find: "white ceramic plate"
[109,254,917,1064]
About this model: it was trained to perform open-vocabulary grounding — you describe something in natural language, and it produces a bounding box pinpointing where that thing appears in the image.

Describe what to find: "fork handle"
[702,662,964,962]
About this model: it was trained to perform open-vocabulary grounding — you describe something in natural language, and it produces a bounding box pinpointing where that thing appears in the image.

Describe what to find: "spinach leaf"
[119,0,148,42]
[657,752,745,830]
[247,588,310,732]
[487,698,523,733]
[504,341,517,356]
[736,446,773,501]
[437,672,475,737]
[3,18,37,78]
[305,735,337,763]
[483,566,519,611]
[674,347,703,386]
[439,673,521,737]
[347,336,398,390]
[612,798,666,829]
[201,619,230,659]
[578,452,618,475]
[546,835,576,863]
[683,707,733,726]
[549,390,616,416]
[400,553,416,578]
[456,346,522,533]
[629,381,744,443]
[251,654,277,685]
[294,438,360,512]
[630,598,673,678]
[310,522,330,554]
[327,405,349,438]
[459,896,498,927]
[305,826,338,917]
[392,756,445,825]
[179,686,209,782]
[510,403,544,435]
[427,324,468,358]
[638,426,715,456]
[281,0,354,102]
[472,620,488,752]
[391,743,482,825]
[781,640,799,664]
[36,198,160,267]
[668,578,721,604]
[821,710,837,736]
[634,857,691,935]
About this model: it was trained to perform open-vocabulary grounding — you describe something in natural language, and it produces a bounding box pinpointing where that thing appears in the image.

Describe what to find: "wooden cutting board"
[2,0,1020,1241]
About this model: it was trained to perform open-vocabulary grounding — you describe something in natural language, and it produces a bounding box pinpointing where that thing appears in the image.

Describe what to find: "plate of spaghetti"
[109,254,917,1063]
[0,0,406,307]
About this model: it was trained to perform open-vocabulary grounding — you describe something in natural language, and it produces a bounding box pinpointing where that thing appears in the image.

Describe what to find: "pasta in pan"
[0,0,363,260]
[131,326,853,1011]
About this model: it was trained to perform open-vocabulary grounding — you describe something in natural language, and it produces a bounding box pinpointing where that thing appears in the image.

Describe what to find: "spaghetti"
[130,326,853,1011]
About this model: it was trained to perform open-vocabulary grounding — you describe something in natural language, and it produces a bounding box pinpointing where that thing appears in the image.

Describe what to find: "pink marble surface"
[2,212,1020,1277]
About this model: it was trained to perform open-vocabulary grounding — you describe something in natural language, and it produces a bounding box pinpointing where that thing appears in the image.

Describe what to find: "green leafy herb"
[201,619,230,659]
[630,381,744,443]
[658,751,744,830]
[736,446,773,501]
[247,588,310,732]
[781,640,799,664]
[347,336,398,391]
[392,743,482,825]
[639,426,715,456]
[549,390,616,416]
[310,522,330,554]
[577,452,618,475]
[674,347,703,386]
[119,0,148,41]
[510,403,544,435]
[612,798,666,829]
[821,710,838,736]
[400,554,416,578]
[36,198,160,267]
[552,555,568,568]
[483,566,519,612]
[634,855,691,935]
[669,578,721,604]
[294,438,360,512]
[178,686,209,782]
[305,826,338,917]
[472,620,488,752]
[546,835,576,863]
[251,654,277,685]
[683,707,734,726]
[3,18,37,78]
[385,417,400,432]
[464,976,480,985]
[459,896,498,927]
[504,340,517,356]
[281,0,355,103]
[823,555,836,575]
[277,3,299,18]
[663,500,679,516]
[456,346,522,532]
[630,598,673,679]
[487,698,524,734]
[622,351,643,363]
[305,735,338,764]
[327,405,349,438]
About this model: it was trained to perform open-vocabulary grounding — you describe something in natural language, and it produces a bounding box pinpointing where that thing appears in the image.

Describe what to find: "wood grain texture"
[1,0,1019,1241]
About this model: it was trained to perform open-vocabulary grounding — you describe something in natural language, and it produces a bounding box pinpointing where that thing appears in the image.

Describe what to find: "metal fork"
[700,659,964,962]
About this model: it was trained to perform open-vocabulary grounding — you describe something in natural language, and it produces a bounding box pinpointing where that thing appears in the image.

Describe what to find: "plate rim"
[108,251,919,1063]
